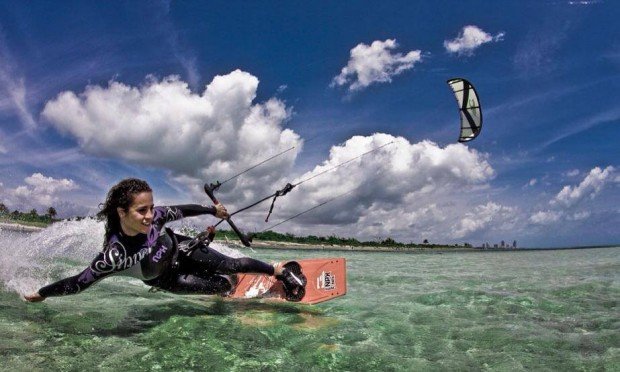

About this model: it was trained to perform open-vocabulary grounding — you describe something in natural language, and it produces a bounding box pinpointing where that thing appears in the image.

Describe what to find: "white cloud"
[5,173,79,211]
[529,165,616,227]
[42,70,302,202]
[24,173,78,195]
[286,134,494,209]
[564,169,580,177]
[529,210,563,225]
[568,1,602,5]
[568,211,590,221]
[444,25,505,56]
[331,39,422,91]
[551,166,615,207]
[526,178,538,187]
[266,134,495,242]
[453,202,517,238]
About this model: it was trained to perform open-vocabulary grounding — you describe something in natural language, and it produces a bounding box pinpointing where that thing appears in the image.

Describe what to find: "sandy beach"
[0,222,45,233]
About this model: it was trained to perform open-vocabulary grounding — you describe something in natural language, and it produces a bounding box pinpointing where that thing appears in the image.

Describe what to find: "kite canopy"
[447,78,482,143]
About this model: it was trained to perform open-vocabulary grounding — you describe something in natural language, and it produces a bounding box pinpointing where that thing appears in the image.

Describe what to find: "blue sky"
[0,1,618,248]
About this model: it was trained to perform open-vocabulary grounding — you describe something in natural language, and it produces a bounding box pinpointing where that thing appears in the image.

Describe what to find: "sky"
[0,1,618,248]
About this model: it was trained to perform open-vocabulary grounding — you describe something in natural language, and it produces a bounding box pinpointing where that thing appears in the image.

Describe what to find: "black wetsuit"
[38,205,274,298]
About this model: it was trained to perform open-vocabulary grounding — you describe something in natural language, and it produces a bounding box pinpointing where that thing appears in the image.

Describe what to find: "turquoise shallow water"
[0,223,618,371]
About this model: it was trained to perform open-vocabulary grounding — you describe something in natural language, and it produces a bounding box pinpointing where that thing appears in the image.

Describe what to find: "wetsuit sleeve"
[162,205,217,221]
[38,252,111,298]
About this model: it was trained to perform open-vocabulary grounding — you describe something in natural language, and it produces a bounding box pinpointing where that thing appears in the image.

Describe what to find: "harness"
[167,227,216,269]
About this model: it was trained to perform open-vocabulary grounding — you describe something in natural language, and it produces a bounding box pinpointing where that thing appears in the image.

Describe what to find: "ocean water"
[0,220,618,371]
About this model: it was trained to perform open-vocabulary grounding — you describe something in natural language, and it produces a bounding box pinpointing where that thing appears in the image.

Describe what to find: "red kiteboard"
[228,257,347,304]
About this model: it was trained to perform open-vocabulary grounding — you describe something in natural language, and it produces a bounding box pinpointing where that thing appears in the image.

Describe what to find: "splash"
[0,219,244,295]
[0,218,104,295]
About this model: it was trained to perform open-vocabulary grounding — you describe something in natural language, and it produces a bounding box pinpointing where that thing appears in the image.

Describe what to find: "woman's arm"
[162,204,228,221]
[24,251,111,302]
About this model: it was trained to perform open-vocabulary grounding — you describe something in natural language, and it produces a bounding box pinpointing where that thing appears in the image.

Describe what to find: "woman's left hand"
[23,292,45,302]
[214,203,229,219]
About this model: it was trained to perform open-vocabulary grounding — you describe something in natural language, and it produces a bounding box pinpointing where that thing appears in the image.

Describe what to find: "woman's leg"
[145,269,234,295]
[186,246,305,295]
[183,243,275,276]
[161,272,234,295]
[174,238,304,296]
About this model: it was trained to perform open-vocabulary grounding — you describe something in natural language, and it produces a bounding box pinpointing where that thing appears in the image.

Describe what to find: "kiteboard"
[228,257,346,304]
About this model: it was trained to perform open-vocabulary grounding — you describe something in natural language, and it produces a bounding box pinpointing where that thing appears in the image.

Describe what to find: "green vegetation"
[0,203,57,228]
[212,228,473,249]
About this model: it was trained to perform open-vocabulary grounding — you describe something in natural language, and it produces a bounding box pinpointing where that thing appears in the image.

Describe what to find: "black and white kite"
[447,78,483,143]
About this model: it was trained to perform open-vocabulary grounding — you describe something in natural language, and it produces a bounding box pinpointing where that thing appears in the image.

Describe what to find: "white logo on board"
[317,271,336,290]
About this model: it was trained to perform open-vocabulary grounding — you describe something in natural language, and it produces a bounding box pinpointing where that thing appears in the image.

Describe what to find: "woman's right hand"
[23,292,45,302]
[214,203,229,219]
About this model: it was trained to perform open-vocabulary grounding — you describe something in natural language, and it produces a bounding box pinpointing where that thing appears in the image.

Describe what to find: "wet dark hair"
[97,178,152,247]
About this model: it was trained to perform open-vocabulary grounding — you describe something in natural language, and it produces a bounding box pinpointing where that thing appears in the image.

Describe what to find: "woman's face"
[118,191,154,236]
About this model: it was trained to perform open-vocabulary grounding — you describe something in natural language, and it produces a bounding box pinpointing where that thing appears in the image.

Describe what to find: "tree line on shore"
[0,203,58,227]
[2,203,474,248]
[209,228,473,249]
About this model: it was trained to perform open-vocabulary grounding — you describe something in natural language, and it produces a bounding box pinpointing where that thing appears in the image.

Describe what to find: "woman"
[24,178,303,302]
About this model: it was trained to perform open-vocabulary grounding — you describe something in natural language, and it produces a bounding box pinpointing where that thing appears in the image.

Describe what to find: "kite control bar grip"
[204,182,252,247]
[205,225,217,243]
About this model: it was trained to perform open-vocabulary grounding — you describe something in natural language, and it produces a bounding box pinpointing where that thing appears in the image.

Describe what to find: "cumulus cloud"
[529,166,616,226]
[42,70,302,204]
[530,210,563,225]
[331,39,422,92]
[444,25,505,56]
[453,202,517,238]
[568,211,590,221]
[4,173,79,211]
[551,166,615,207]
[564,169,580,177]
[267,133,495,242]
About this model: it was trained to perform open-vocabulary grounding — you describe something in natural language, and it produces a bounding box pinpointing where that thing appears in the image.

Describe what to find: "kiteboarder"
[23,178,304,302]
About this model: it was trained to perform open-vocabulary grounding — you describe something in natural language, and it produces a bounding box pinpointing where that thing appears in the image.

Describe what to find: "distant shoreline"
[0,221,45,233]
[250,240,478,253]
[1,221,617,252]
[223,238,618,253]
